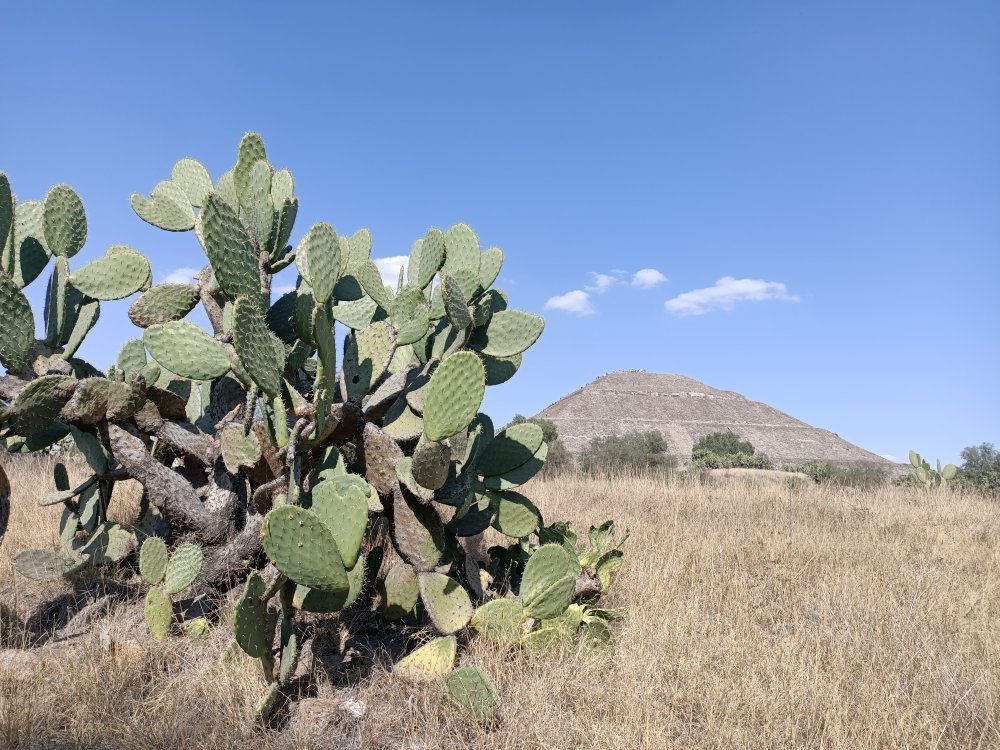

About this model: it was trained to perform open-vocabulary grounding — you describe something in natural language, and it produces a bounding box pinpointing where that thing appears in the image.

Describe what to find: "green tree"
[959,443,1000,494]
[578,431,677,476]
[691,431,773,469]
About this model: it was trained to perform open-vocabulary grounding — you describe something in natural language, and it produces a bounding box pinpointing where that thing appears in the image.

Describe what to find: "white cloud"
[273,283,296,296]
[631,268,668,289]
[544,290,595,316]
[161,267,201,284]
[373,255,408,287]
[665,276,799,316]
[879,454,899,463]
[585,272,620,293]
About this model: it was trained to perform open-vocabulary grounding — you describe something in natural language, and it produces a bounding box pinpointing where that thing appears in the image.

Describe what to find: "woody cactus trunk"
[0,134,625,721]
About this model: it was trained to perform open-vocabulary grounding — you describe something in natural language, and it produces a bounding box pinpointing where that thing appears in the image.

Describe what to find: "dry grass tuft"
[2,457,1000,748]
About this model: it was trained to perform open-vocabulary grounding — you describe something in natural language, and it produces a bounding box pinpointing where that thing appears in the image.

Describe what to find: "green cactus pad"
[164,543,204,594]
[220,424,262,474]
[171,158,213,207]
[68,246,152,300]
[411,441,451,490]
[479,247,503,290]
[422,352,485,442]
[441,273,472,330]
[233,296,285,398]
[342,321,396,402]
[235,132,267,206]
[382,561,420,620]
[43,184,87,258]
[408,228,445,289]
[12,548,87,580]
[354,259,393,311]
[44,256,69,346]
[383,396,425,442]
[0,465,9,546]
[468,310,544,358]
[144,321,231,381]
[139,537,169,585]
[445,500,494,537]
[443,223,480,275]
[471,599,525,643]
[271,169,294,209]
[596,550,624,589]
[144,586,173,639]
[444,666,496,721]
[522,626,569,652]
[201,193,261,302]
[262,506,349,593]
[490,490,542,538]
[483,441,548,491]
[277,617,297,684]
[304,476,368,570]
[61,296,100,359]
[331,296,381,330]
[12,375,77,436]
[130,180,196,232]
[0,277,34,373]
[578,619,614,657]
[0,173,10,253]
[392,488,446,571]
[519,543,579,620]
[418,572,473,634]
[128,283,200,327]
[395,456,434,503]
[477,422,544,477]
[293,553,366,613]
[234,572,271,658]
[7,205,50,289]
[295,222,341,304]
[243,161,274,250]
[394,636,457,682]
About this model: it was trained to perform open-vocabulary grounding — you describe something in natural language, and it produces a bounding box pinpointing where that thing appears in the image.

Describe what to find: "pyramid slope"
[535,371,896,470]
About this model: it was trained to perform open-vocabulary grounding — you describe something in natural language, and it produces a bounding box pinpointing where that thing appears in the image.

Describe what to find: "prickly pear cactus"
[0,134,624,723]
[908,450,958,489]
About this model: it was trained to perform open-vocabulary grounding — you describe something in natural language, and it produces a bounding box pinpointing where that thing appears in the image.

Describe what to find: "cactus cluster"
[0,135,624,724]
[908,450,958,489]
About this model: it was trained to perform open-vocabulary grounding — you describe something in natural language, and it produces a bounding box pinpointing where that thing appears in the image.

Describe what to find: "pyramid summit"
[535,370,897,470]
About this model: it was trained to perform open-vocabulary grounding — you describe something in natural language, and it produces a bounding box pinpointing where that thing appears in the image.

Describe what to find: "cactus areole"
[0,134,626,721]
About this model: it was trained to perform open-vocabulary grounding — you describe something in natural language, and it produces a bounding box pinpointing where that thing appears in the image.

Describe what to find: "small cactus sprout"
[0,135,625,721]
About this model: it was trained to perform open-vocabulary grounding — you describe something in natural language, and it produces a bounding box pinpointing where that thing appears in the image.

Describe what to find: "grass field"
[2,457,999,749]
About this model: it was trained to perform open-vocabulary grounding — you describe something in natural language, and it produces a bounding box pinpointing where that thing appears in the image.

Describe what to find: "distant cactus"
[0,135,624,723]
[908,450,958,489]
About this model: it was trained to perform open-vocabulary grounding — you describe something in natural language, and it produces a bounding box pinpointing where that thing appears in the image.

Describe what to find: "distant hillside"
[535,371,902,472]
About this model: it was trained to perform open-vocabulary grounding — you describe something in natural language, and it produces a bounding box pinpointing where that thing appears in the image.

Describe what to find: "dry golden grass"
[3,456,1000,749]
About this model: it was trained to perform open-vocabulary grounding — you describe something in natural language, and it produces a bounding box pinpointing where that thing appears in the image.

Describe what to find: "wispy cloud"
[631,268,668,289]
[373,255,408,287]
[585,272,622,293]
[273,283,296,296]
[161,267,200,285]
[879,454,899,463]
[544,290,595,316]
[665,276,799,316]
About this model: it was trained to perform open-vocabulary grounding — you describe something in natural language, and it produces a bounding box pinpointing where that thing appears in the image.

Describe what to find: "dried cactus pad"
[261,506,348,593]
[418,572,473,635]
[144,321,231,381]
[422,351,485,442]
[139,537,169,585]
[220,424,263,474]
[393,636,457,682]
[164,543,204,594]
[519,543,579,620]
[444,667,496,721]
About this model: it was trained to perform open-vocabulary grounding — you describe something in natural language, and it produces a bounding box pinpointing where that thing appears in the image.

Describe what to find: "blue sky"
[2,3,997,464]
